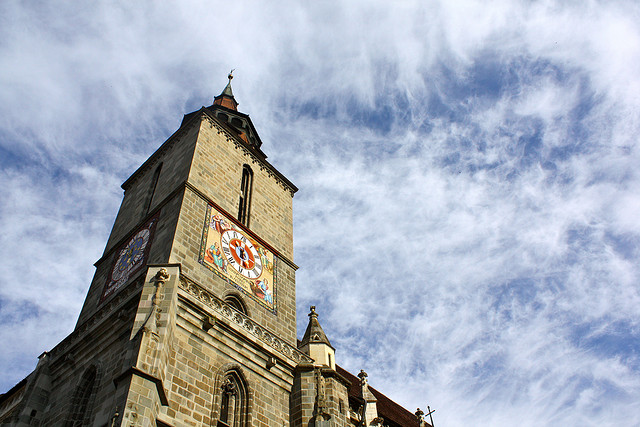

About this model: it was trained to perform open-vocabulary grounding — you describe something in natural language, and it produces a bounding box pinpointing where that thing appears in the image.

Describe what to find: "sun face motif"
[220,230,263,279]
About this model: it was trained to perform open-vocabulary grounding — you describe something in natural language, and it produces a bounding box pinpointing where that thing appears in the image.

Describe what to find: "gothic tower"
[3,74,310,426]
[0,76,424,427]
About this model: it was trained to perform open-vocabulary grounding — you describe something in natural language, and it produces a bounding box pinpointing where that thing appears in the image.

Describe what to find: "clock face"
[199,205,276,311]
[220,230,263,279]
[101,213,159,303]
[111,228,150,285]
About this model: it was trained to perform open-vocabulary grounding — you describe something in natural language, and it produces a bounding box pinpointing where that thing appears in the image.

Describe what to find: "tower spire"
[213,70,238,111]
[300,306,332,347]
[299,306,336,369]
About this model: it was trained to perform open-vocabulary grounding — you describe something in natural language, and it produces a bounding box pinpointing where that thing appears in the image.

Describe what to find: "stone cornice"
[178,276,312,365]
[121,113,199,191]
[48,276,144,363]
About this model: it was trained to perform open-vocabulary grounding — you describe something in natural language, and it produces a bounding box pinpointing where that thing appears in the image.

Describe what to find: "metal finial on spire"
[213,70,238,110]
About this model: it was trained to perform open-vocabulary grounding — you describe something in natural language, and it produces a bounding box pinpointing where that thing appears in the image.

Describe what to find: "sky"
[1,1,639,425]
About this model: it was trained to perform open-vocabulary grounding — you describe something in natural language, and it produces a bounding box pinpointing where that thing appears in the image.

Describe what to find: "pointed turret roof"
[300,306,333,348]
[213,70,238,111]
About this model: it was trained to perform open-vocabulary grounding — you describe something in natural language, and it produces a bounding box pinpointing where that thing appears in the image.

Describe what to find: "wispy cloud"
[1,1,639,425]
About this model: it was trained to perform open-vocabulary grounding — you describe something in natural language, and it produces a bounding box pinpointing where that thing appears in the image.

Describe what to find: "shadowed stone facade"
[0,77,428,427]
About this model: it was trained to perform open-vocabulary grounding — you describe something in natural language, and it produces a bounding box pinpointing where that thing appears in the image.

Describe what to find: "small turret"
[299,306,336,369]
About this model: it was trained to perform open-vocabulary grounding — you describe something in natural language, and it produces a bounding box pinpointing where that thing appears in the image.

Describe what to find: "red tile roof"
[336,365,426,427]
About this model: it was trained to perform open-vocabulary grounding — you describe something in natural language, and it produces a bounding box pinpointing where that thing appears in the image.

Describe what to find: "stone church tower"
[0,76,427,427]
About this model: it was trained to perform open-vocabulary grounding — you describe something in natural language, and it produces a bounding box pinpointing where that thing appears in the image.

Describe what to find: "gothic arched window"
[237,165,253,226]
[65,365,101,427]
[218,370,248,427]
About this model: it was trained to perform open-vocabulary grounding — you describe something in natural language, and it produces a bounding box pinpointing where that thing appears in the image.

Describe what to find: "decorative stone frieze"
[179,275,313,364]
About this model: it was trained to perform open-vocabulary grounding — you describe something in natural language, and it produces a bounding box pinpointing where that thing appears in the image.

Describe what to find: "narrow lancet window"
[144,163,162,215]
[218,371,248,427]
[237,165,253,226]
[65,366,99,427]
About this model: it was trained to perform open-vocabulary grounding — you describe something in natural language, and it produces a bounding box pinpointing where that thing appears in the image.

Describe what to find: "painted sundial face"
[111,228,150,285]
[220,229,263,279]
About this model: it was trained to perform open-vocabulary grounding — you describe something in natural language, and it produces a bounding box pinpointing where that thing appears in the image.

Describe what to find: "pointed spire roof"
[213,70,238,111]
[300,306,333,348]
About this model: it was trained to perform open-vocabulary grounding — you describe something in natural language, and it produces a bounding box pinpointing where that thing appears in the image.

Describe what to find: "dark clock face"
[101,212,159,304]
[112,228,150,285]
[220,229,263,279]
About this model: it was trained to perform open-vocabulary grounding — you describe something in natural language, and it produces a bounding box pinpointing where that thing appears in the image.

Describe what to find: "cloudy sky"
[1,1,639,425]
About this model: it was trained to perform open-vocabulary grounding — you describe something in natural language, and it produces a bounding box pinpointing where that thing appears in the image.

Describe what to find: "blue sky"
[1,1,640,425]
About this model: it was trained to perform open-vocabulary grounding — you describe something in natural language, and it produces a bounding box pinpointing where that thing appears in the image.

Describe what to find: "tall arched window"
[218,370,248,427]
[65,365,100,427]
[237,165,253,226]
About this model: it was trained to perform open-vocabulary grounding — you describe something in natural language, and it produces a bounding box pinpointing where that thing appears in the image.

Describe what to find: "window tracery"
[65,364,101,427]
[217,370,248,427]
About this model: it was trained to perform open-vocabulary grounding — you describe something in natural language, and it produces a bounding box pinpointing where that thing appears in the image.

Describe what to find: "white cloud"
[0,1,639,425]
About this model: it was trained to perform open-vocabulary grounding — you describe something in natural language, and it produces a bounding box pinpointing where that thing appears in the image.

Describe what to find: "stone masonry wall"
[76,117,201,327]
[290,366,351,427]
[148,277,303,426]
[81,112,298,340]
[22,279,144,426]
[169,186,298,344]
[105,123,200,256]
[76,192,184,327]
[121,265,181,426]
[187,115,295,260]
[167,114,298,344]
